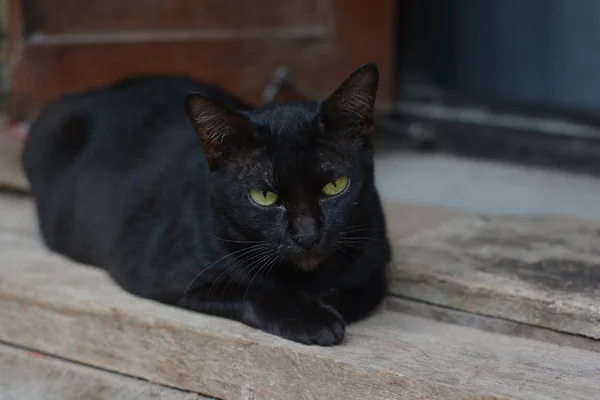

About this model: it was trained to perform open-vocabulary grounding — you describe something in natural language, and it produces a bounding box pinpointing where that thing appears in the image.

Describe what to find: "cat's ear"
[185,93,251,167]
[322,63,379,133]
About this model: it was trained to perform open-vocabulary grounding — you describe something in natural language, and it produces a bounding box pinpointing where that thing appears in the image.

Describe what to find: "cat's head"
[186,64,379,270]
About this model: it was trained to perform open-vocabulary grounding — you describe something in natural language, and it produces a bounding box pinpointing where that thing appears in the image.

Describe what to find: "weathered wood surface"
[391,216,600,339]
[3,194,600,340]
[1,200,600,399]
[4,194,600,337]
[0,343,211,400]
[0,194,37,236]
[387,297,600,353]
[0,123,28,191]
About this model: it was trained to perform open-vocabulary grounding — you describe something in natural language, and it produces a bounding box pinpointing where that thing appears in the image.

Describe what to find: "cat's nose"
[290,213,320,249]
[293,233,320,249]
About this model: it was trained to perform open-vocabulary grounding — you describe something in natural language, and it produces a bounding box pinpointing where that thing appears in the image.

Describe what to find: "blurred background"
[1,0,599,218]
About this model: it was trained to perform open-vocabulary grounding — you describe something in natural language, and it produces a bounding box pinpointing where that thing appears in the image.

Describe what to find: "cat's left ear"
[322,63,379,133]
[185,93,251,167]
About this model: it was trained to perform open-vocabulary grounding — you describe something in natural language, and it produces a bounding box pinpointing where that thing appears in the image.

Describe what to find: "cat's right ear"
[185,93,251,167]
[322,63,379,133]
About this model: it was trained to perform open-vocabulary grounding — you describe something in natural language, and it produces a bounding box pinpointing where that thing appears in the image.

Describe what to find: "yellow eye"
[249,189,279,206]
[322,176,349,196]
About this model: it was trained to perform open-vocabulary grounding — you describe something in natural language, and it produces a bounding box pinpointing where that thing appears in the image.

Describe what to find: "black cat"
[22,64,390,346]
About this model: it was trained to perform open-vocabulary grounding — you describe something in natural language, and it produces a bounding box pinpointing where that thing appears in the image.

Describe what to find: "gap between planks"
[0,341,213,400]
[387,297,600,354]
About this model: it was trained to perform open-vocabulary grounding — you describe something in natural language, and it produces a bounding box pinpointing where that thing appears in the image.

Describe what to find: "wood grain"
[387,297,600,353]
[0,343,211,400]
[390,215,600,339]
[4,194,599,342]
[1,199,600,399]
[0,194,36,235]
[0,123,28,190]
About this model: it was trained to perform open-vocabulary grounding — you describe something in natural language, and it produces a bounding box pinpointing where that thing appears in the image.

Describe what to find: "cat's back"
[22,75,248,265]
[24,75,250,177]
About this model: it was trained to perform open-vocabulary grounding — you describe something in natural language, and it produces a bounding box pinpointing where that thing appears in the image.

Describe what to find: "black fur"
[22,66,390,346]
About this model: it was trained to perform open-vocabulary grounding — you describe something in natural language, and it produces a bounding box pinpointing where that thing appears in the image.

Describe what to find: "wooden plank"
[387,297,600,354]
[0,194,36,235]
[0,343,211,399]
[391,215,600,339]
[383,201,464,238]
[0,224,600,398]
[0,122,28,191]
[6,194,600,342]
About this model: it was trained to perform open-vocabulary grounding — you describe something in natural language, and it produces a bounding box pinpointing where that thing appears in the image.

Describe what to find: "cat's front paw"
[250,297,346,346]
[278,304,346,346]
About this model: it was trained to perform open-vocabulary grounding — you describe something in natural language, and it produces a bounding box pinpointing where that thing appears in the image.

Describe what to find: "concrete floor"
[374,147,600,220]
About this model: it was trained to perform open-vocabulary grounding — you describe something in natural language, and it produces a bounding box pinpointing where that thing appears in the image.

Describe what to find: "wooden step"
[0,343,210,400]
[1,195,600,399]
[0,123,28,191]
[391,213,600,339]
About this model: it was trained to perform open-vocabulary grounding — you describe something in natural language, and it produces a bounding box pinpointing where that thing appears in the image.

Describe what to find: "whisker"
[220,247,270,284]
[344,222,385,229]
[225,249,274,293]
[340,236,389,244]
[334,244,356,260]
[208,246,272,297]
[243,252,279,301]
[345,227,386,231]
[180,243,267,301]
[342,228,386,236]
[215,236,265,244]
[333,240,360,262]
[337,244,365,255]
[256,254,283,299]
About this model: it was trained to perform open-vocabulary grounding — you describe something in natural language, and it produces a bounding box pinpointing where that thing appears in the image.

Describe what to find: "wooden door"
[7,0,396,121]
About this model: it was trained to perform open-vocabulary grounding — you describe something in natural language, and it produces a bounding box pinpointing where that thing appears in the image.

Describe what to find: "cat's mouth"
[292,253,324,271]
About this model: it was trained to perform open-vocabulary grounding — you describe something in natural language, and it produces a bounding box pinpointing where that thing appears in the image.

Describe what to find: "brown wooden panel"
[22,0,328,34]
[9,39,326,120]
[8,0,396,121]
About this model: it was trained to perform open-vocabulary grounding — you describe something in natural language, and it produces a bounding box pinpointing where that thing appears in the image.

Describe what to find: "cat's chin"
[292,254,324,271]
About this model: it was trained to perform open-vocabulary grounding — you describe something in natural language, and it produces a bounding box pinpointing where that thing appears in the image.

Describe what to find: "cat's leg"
[319,266,387,323]
[316,235,390,323]
[179,282,346,346]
